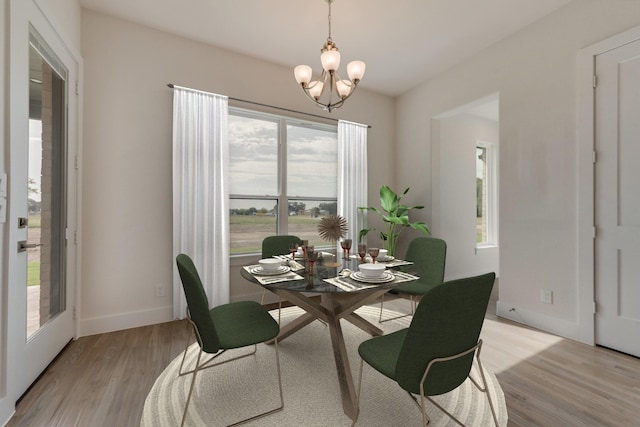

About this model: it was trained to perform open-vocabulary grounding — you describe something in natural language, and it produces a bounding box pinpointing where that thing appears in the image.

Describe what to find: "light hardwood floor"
[7,289,640,426]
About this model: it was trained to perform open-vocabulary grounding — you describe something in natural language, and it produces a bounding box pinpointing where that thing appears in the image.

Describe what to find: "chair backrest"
[261,235,302,258]
[395,272,496,396]
[176,254,220,353]
[404,237,447,287]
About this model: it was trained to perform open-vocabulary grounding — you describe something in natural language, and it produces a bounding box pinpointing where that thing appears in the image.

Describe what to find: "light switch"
[0,172,6,197]
[0,198,6,223]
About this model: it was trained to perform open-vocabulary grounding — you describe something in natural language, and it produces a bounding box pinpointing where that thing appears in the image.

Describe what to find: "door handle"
[18,241,42,253]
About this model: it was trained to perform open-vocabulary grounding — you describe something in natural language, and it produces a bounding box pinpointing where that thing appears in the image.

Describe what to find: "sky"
[228,113,338,210]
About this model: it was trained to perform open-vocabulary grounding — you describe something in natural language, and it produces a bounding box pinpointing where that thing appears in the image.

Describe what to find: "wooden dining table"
[241,255,417,421]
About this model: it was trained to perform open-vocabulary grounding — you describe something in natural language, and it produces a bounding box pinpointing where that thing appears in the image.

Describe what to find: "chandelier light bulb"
[336,80,350,97]
[294,65,313,85]
[347,60,366,81]
[308,81,324,99]
[321,49,341,72]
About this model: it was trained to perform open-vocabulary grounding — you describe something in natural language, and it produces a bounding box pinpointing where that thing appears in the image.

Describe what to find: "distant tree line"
[230,201,337,216]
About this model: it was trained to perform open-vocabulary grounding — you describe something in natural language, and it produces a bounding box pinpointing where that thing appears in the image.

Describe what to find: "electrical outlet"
[155,284,166,297]
[540,289,553,304]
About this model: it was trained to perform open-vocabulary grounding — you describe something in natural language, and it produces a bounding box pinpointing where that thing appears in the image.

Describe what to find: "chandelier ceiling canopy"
[293,0,366,112]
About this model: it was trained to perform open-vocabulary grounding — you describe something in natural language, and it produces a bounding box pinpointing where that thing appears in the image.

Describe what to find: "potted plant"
[358,185,430,257]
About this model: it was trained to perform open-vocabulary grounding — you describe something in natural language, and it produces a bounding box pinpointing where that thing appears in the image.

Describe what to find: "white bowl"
[258,258,282,271]
[358,263,386,278]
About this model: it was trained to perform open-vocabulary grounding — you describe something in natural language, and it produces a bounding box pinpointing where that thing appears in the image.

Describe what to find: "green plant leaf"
[358,228,374,242]
[379,185,399,214]
[358,185,430,254]
[410,222,431,235]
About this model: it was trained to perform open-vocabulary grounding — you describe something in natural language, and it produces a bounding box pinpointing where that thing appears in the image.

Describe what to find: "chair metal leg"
[379,293,414,323]
[181,348,203,427]
[227,339,285,426]
[179,319,284,426]
[414,341,498,427]
[470,342,500,427]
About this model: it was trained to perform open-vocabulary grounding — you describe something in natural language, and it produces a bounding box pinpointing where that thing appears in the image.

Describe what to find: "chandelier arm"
[299,84,323,104]
[327,70,335,109]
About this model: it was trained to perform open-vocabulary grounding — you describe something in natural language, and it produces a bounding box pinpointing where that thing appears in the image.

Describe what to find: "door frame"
[1,0,82,422]
[577,24,640,346]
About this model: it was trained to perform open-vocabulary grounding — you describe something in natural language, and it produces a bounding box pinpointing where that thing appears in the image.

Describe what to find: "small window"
[229,108,338,255]
[476,141,497,246]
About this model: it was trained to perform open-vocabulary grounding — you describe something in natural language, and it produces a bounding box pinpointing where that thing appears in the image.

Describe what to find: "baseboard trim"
[78,306,173,337]
[496,301,589,345]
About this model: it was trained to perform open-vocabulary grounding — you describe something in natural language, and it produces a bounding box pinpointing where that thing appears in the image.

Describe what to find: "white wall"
[396,0,640,343]
[79,9,396,336]
[432,113,499,280]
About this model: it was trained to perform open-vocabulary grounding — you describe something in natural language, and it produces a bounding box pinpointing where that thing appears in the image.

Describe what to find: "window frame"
[476,140,498,248]
[228,107,338,255]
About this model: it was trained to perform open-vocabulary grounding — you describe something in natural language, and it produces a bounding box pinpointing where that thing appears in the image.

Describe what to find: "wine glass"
[357,244,367,263]
[289,242,299,260]
[306,247,317,275]
[340,238,352,259]
[368,247,380,264]
[301,240,309,260]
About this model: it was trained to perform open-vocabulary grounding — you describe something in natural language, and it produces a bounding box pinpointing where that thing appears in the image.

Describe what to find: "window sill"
[475,244,498,254]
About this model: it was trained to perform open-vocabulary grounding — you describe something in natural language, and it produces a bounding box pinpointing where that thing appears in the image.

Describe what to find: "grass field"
[28,262,40,286]
[231,214,331,254]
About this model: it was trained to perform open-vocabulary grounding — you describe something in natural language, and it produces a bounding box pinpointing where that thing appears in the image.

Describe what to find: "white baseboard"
[0,399,15,427]
[78,305,173,337]
[496,301,590,345]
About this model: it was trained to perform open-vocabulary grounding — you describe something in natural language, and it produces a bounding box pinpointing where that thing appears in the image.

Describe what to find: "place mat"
[243,265,304,285]
[324,277,379,292]
[324,271,419,292]
[378,258,414,268]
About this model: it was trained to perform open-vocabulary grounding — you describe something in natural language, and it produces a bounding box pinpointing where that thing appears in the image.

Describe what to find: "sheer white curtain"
[172,86,230,319]
[337,120,368,251]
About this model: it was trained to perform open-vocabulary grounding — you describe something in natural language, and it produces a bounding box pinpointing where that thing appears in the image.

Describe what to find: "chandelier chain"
[327,0,332,41]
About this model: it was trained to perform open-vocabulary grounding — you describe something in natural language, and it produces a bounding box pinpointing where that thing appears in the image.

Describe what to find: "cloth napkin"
[350,254,414,268]
[273,255,305,272]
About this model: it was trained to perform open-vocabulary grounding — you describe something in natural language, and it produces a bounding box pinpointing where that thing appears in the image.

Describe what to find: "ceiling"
[79,0,572,97]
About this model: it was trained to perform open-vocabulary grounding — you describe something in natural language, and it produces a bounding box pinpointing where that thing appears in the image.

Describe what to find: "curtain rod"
[167,84,371,128]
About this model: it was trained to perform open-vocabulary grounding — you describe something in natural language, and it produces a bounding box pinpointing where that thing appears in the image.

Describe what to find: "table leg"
[325,308,359,420]
[344,312,383,336]
[265,311,316,345]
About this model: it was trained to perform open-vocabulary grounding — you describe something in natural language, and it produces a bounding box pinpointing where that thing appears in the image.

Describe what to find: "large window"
[229,108,338,254]
[476,141,497,246]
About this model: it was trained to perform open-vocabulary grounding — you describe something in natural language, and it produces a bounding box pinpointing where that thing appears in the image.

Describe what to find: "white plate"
[350,271,395,283]
[378,256,395,262]
[250,265,290,276]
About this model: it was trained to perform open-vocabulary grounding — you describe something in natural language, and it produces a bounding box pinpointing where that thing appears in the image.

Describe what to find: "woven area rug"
[141,306,507,426]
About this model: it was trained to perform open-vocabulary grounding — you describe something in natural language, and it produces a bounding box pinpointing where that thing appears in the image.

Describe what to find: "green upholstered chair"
[356,272,498,426]
[176,254,283,427]
[379,237,447,322]
[260,235,302,321]
[261,235,302,259]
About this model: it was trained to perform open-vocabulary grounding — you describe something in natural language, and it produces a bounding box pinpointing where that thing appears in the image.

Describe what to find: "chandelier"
[293,0,366,112]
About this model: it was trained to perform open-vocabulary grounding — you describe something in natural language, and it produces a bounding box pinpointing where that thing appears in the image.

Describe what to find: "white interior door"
[6,3,78,406]
[594,39,640,357]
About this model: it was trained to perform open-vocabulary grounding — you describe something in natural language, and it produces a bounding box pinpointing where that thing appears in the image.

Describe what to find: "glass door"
[5,16,77,407]
[26,43,67,338]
